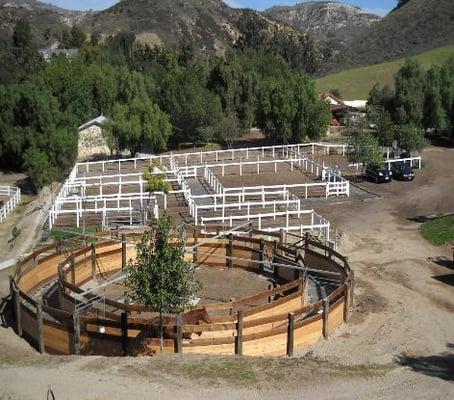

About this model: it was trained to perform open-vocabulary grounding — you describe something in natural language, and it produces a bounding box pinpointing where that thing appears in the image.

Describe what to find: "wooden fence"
[11,228,353,357]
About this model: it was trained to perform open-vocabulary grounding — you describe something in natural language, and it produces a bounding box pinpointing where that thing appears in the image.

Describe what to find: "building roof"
[343,100,368,110]
[78,115,107,132]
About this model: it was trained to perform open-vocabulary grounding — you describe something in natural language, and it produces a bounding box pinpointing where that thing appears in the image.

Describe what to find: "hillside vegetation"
[316,45,454,99]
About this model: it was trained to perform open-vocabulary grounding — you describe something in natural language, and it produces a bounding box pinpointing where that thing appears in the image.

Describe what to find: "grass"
[49,226,103,242]
[421,215,454,246]
[316,45,454,99]
[141,356,393,385]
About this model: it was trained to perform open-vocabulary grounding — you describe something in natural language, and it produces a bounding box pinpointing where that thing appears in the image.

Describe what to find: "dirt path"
[0,145,453,399]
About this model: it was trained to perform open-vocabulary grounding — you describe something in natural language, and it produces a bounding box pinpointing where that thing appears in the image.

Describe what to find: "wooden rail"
[12,228,353,357]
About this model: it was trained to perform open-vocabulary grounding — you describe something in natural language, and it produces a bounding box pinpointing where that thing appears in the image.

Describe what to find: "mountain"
[0,0,87,42]
[83,0,242,53]
[263,1,380,41]
[343,0,454,68]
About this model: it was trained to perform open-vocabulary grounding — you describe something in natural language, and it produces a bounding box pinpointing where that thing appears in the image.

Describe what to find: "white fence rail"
[0,186,21,223]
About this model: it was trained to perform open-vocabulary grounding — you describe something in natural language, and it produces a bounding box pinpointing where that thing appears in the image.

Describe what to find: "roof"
[344,100,368,110]
[78,115,107,132]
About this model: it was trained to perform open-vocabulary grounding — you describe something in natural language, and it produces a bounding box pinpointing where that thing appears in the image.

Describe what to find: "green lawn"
[316,45,454,99]
[421,215,454,246]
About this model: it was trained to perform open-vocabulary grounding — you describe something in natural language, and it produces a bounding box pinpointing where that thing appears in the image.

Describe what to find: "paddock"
[10,226,353,357]
[48,143,351,246]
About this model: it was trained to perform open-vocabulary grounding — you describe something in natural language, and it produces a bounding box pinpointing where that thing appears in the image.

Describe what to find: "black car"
[365,165,392,183]
[391,162,415,181]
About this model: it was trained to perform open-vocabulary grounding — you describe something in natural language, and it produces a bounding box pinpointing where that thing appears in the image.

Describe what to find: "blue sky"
[48,1,396,16]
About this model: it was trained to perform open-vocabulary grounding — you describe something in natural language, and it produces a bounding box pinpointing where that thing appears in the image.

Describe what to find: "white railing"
[74,142,348,174]
[48,142,348,234]
[204,165,224,195]
[349,156,422,171]
[201,209,330,241]
[191,194,300,226]
[0,186,21,223]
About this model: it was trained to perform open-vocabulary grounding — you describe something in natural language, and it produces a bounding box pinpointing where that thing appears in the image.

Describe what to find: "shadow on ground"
[395,345,454,381]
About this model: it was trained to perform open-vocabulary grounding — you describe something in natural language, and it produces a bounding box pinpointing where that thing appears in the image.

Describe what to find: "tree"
[107,98,171,156]
[424,66,448,134]
[159,67,224,145]
[347,130,383,170]
[143,163,171,194]
[126,215,199,350]
[257,75,330,143]
[397,124,426,154]
[60,26,86,48]
[22,147,58,191]
[374,109,396,147]
[394,59,425,126]
[13,19,32,48]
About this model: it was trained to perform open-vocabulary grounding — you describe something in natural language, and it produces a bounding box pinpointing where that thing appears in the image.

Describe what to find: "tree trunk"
[159,311,164,353]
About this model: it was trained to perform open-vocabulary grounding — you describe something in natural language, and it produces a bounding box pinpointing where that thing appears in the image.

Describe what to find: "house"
[77,115,110,160]
[321,94,367,126]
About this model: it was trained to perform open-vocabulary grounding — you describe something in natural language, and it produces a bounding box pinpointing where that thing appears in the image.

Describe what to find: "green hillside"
[316,45,454,99]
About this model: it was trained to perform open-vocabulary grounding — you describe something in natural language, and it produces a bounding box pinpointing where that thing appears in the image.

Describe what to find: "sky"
[47,1,396,16]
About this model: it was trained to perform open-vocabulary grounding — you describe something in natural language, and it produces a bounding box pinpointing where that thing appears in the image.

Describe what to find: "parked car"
[365,165,392,183]
[391,162,415,181]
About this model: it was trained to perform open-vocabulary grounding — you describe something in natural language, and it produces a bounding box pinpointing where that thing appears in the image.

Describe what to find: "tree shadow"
[395,346,454,381]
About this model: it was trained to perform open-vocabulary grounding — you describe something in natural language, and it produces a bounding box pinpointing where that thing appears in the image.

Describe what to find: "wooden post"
[70,253,76,285]
[227,233,233,269]
[175,314,183,354]
[12,284,22,337]
[302,272,308,306]
[287,312,295,357]
[36,303,45,354]
[73,311,81,355]
[91,243,96,280]
[279,229,285,244]
[57,240,63,255]
[304,232,309,250]
[322,298,329,340]
[259,239,265,271]
[193,229,198,265]
[343,283,349,323]
[267,283,272,303]
[121,234,127,270]
[235,310,244,355]
[121,311,128,356]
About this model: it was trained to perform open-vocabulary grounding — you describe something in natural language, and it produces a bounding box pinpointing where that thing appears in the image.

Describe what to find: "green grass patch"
[316,45,454,99]
[49,226,102,242]
[421,215,454,245]
[179,359,256,382]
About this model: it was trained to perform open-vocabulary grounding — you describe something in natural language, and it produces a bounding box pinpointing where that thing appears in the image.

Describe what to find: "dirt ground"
[0,144,453,399]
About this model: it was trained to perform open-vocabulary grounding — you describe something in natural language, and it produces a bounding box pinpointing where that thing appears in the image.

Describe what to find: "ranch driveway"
[0,145,453,399]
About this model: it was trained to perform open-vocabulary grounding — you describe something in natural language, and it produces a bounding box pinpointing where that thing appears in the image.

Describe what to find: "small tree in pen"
[125,214,199,351]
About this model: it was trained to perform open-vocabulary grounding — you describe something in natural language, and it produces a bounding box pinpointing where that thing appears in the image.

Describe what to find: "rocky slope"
[343,0,454,68]
[0,0,87,42]
[263,1,380,41]
[83,0,241,53]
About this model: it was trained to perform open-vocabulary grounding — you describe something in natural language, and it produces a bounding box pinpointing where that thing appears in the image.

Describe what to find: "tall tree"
[394,59,425,126]
[107,97,171,156]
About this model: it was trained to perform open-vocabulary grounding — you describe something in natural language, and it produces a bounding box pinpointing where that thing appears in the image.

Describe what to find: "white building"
[77,115,110,160]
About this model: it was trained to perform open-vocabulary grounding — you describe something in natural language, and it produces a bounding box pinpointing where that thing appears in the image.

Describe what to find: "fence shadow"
[395,346,454,381]
[432,274,454,286]
[0,293,14,329]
